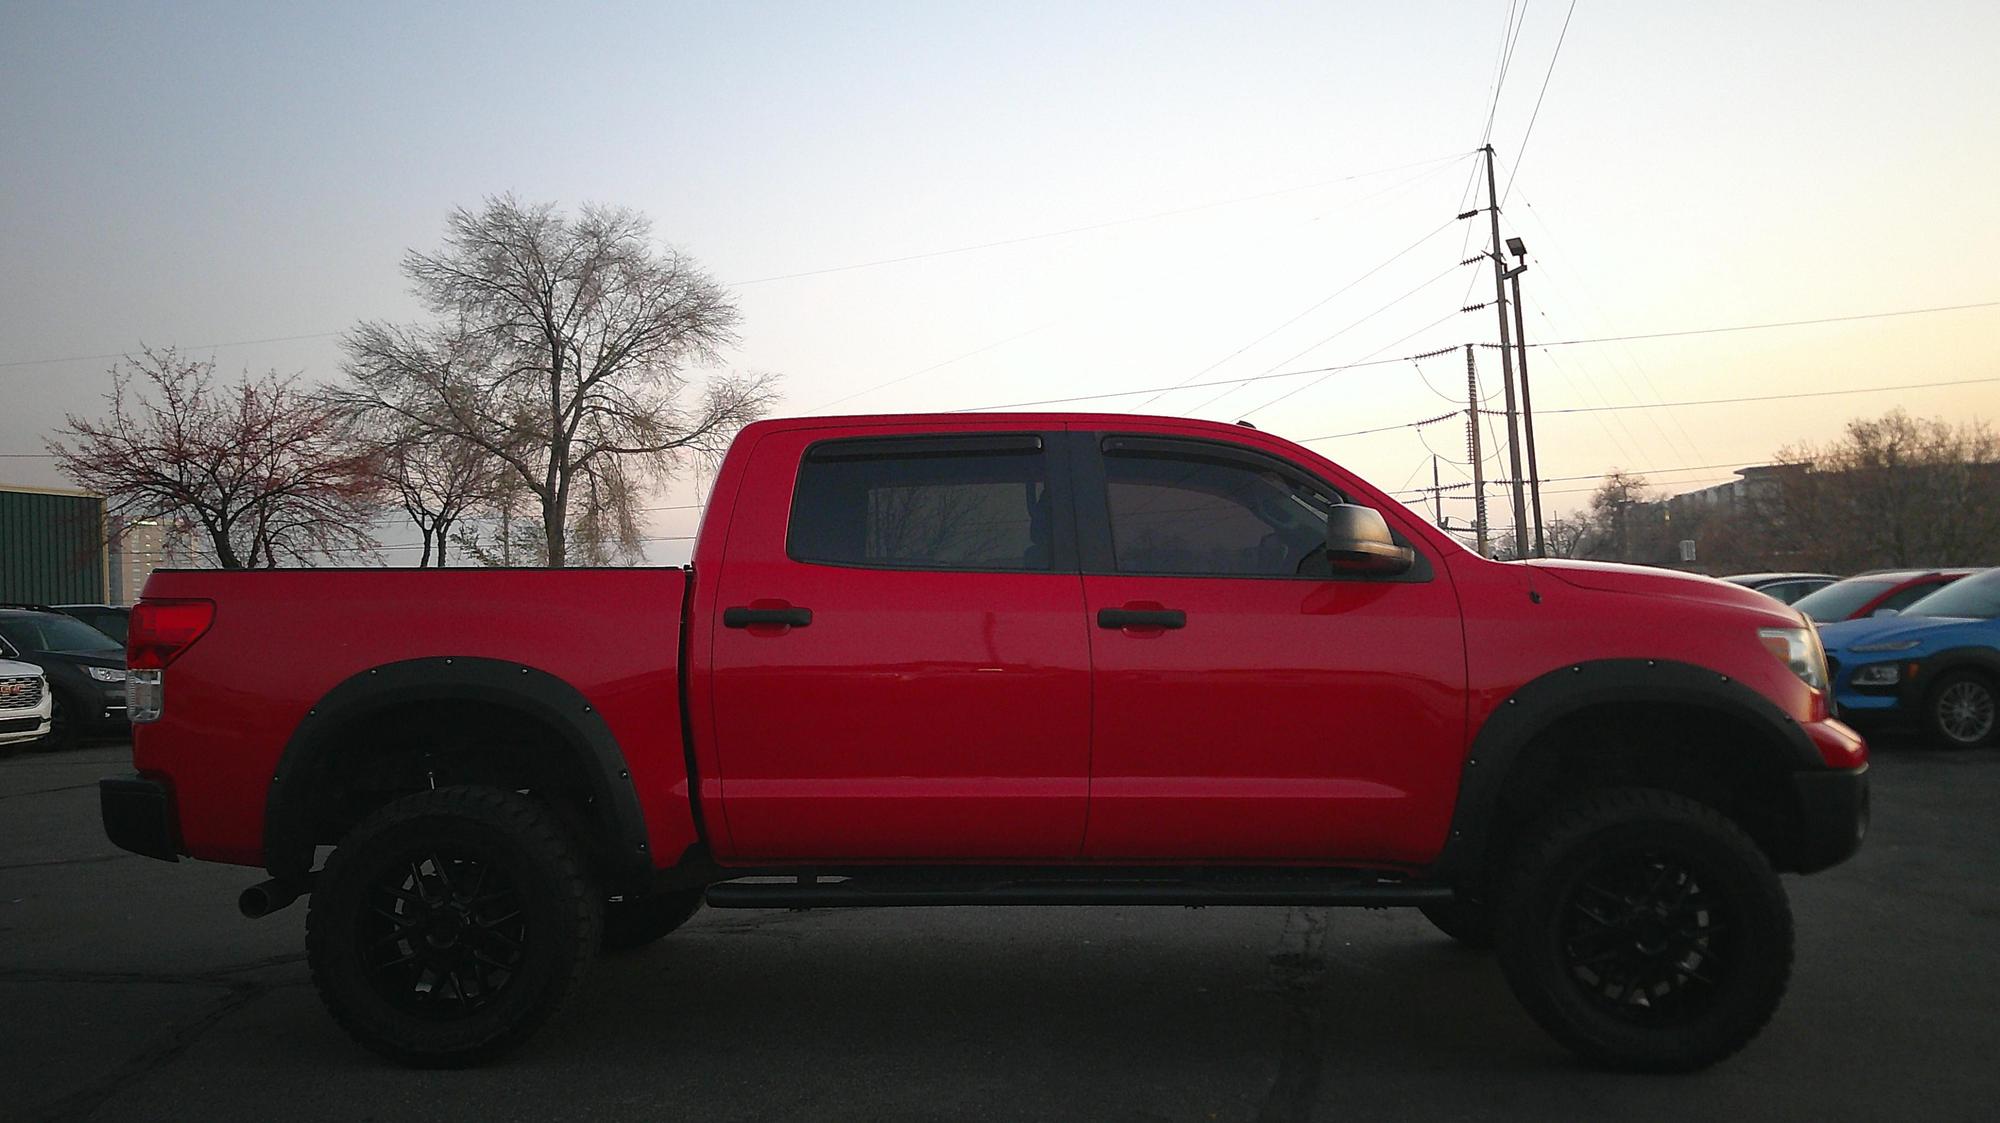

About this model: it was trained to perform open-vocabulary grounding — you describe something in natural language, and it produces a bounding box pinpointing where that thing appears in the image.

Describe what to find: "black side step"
[704,880,1452,909]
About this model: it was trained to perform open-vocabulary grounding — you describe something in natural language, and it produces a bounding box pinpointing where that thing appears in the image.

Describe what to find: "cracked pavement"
[3,742,1997,1122]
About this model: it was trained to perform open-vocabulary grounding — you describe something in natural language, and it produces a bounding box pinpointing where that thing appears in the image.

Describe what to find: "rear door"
[703,425,1092,861]
[1072,432,1467,864]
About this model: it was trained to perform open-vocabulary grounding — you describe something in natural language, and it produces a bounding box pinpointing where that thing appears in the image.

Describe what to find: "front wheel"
[306,786,602,1067]
[1926,671,1997,750]
[1495,788,1793,1072]
[29,690,77,753]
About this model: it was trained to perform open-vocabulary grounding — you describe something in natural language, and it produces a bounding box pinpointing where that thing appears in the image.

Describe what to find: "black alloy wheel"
[307,786,601,1067]
[1496,788,1792,1072]
[1554,850,1736,1023]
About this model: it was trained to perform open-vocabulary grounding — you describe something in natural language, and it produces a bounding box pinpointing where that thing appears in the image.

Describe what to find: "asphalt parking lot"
[4,740,1996,1123]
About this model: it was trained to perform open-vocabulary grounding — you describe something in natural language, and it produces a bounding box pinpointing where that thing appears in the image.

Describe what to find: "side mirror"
[1326,504,1415,576]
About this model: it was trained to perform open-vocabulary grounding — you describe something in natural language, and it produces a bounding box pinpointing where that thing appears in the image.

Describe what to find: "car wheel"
[1420,898,1495,949]
[1495,787,1792,1072]
[1926,671,1997,750]
[29,691,78,753]
[306,785,602,1067]
[602,888,704,952]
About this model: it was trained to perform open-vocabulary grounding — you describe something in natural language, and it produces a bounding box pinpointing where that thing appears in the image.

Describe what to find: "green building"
[0,484,108,604]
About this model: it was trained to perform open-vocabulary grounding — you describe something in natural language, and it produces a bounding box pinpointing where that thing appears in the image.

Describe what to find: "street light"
[1505,237,1545,558]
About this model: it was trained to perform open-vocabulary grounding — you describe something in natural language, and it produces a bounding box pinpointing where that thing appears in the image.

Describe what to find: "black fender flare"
[1428,658,1824,883]
[262,657,651,882]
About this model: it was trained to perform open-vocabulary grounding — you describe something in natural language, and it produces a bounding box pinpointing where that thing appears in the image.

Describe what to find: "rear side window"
[789,436,1053,571]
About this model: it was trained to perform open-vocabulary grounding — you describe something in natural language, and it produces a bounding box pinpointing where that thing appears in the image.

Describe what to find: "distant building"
[0,483,108,603]
[109,518,168,605]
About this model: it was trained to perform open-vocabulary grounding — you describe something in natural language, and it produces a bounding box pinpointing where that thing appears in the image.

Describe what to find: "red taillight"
[127,599,214,670]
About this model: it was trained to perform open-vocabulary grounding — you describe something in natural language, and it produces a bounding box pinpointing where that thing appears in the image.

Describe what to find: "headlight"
[1759,626,1827,692]
[1851,664,1901,686]
[1850,639,1921,653]
[86,666,128,683]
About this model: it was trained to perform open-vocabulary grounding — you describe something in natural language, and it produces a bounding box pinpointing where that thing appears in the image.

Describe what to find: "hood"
[0,658,43,678]
[1523,559,1794,614]
[1817,613,1984,653]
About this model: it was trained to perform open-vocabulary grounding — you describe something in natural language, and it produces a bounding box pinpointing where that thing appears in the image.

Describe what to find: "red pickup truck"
[100,412,1868,1071]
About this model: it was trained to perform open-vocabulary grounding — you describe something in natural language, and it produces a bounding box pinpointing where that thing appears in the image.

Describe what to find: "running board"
[703,879,1452,909]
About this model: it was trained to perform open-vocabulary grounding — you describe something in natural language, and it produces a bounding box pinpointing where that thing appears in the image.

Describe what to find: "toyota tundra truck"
[99,412,1868,1071]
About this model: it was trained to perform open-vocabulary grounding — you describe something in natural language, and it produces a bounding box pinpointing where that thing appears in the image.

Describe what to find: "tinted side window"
[790,440,1052,571]
[1878,582,1940,613]
[1103,450,1339,577]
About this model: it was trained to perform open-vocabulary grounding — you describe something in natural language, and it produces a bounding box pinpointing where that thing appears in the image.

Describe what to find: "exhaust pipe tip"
[239,876,310,919]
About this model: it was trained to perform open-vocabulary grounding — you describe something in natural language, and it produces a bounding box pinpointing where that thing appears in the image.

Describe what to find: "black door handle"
[724,606,813,629]
[1097,608,1186,630]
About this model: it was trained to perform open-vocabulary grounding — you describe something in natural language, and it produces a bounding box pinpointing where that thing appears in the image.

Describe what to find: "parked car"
[100,413,1867,1073]
[0,606,129,751]
[0,658,54,754]
[1819,567,2000,749]
[1791,568,1982,623]
[54,603,131,646]
[1721,572,1840,605]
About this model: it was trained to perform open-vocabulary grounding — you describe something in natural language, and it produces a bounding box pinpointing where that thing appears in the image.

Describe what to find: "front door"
[705,426,1091,861]
[1073,433,1467,864]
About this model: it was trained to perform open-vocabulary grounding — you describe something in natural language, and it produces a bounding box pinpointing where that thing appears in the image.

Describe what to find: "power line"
[1200,262,1476,416]
[1500,0,1578,205]
[1488,374,2000,415]
[1239,307,1472,419]
[1301,406,1464,442]
[0,154,1473,372]
[1504,298,2000,348]
[0,331,345,370]
[955,349,1444,413]
[1135,213,1463,410]
[725,152,1471,287]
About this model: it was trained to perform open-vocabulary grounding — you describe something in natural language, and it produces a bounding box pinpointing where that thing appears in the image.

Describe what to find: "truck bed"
[134,567,695,868]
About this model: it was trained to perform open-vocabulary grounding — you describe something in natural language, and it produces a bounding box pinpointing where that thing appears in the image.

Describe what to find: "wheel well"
[293,699,625,882]
[1476,702,1804,886]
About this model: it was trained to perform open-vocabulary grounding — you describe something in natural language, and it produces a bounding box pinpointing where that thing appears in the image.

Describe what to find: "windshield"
[1793,579,1897,622]
[1905,570,2000,619]
[0,614,122,655]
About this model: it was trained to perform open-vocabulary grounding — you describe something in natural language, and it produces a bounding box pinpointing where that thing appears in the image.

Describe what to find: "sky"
[3,0,1996,563]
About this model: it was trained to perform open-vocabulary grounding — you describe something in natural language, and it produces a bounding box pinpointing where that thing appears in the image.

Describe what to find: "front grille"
[0,676,44,710]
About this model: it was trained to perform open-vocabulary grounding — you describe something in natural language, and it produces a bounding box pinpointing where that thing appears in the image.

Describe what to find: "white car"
[0,658,54,750]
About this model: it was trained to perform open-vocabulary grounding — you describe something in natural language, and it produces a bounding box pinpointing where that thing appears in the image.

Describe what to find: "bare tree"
[369,430,500,567]
[47,349,382,568]
[1764,410,2000,571]
[337,196,776,566]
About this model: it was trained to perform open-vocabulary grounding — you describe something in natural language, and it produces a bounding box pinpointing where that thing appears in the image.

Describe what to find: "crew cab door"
[700,424,1091,861]
[1072,432,1467,864]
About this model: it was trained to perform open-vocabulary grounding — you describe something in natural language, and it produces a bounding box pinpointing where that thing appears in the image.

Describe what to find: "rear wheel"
[1495,788,1792,1072]
[306,786,602,1067]
[602,888,704,952]
[1926,671,1997,750]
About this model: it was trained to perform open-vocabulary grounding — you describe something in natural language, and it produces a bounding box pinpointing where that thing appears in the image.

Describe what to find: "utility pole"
[1431,455,1443,525]
[1482,145,1529,558]
[1465,344,1488,556]
[1505,235,1546,557]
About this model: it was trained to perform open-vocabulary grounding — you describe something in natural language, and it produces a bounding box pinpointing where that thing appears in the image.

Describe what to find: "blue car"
[1819,568,2000,749]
